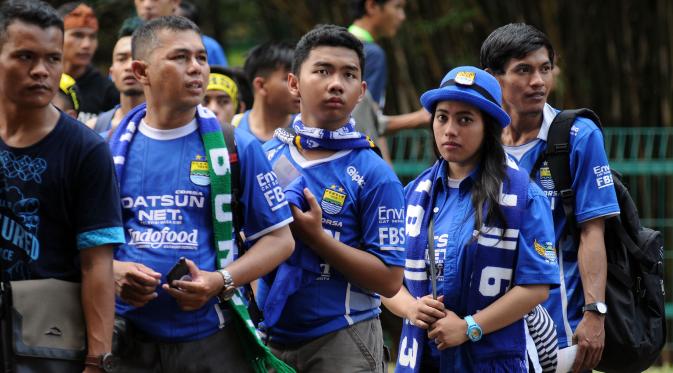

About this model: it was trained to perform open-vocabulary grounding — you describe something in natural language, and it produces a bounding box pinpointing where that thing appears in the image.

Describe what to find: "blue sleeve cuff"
[77,227,125,250]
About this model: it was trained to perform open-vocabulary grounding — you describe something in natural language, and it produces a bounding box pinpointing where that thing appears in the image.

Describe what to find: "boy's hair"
[177,0,200,25]
[118,16,143,39]
[244,42,294,83]
[0,0,63,47]
[480,23,555,74]
[56,2,85,17]
[292,24,364,77]
[349,0,389,21]
[131,15,200,60]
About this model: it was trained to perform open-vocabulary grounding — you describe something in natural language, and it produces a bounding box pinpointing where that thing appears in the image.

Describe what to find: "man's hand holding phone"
[162,258,226,311]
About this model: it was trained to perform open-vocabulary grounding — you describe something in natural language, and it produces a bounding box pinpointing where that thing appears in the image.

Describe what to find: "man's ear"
[287,73,300,98]
[252,76,266,96]
[131,60,149,85]
[357,80,367,103]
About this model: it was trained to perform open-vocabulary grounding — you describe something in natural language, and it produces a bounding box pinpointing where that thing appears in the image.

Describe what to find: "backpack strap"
[532,109,602,239]
[221,122,264,326]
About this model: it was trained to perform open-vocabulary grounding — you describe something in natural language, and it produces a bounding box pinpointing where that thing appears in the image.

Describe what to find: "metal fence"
[389,126,673,354]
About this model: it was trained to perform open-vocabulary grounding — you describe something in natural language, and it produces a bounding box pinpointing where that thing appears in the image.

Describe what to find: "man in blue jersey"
[0,1,124,371]
[481,23,620,372]
[260,24,405,372]
[110,16,294,372]
[233,42,300,144]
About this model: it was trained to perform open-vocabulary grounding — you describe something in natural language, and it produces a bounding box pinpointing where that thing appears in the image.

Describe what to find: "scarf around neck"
[274,114,376,151]
[109,103,294,373]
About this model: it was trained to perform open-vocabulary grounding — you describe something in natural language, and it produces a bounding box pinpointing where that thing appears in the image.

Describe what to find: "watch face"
[102,353,116,371]
[597,303,608,314]
[469,326,482,341]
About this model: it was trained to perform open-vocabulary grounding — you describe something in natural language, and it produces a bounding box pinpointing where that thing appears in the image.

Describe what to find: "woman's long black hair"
[471,114,507,233]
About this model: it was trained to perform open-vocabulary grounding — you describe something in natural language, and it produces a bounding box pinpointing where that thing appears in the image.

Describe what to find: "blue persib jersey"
[115,120,292,342]
[261,142,405,343]
[408,166,559,366]
[234,110,293,149]
[504,104,620,347]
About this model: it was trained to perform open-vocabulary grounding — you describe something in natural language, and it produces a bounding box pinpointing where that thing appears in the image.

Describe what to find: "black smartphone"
[166,257,190,288]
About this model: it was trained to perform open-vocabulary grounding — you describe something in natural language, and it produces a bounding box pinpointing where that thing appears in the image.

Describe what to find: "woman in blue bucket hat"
[383,66,560,372]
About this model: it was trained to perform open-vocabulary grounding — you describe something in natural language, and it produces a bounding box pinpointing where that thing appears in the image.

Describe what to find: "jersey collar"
[348,24,375,43]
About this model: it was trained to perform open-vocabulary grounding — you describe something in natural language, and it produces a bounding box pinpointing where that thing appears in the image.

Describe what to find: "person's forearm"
[309,231,403,297]
[81,246,115,356]
[578,219,607,304]
[225,225,294,286]
[473,284,549,335]
[382,285,415,318]
[382,109,430,134]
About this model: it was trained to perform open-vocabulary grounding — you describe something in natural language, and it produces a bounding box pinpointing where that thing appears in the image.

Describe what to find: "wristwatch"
[583,302,608,315]
[217,269,236,301]
[85,353,115,372]
[464,315,483,342]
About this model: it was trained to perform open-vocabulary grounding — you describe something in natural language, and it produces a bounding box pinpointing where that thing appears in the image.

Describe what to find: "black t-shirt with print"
[0,113,123,281]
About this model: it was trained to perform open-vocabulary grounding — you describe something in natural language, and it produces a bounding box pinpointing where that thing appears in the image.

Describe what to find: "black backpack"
[532,109,666,372]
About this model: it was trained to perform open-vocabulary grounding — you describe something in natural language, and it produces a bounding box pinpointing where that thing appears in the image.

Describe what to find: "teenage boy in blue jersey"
[481,23,620,373]
[259,24,404,372]
[109,16,294,372]
[233,42,300,144]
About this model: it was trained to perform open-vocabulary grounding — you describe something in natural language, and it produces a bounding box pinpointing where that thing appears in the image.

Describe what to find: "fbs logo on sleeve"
[321,185,346,215]
[190,155,210,186]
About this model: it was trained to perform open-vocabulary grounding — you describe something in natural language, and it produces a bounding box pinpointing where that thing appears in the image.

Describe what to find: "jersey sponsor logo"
[256,170,288,211]
[534,239,557,263]
[127,227,198,249]
[593,165,614,189]
[346,165,365,187]
[539,164,555,190]
[190,155,210,186]
[318,262,331,280]
[321,185,346,215]
[378,206,404,224]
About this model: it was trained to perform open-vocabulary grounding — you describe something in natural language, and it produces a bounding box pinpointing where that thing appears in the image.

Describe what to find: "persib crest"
[321,185,346,215]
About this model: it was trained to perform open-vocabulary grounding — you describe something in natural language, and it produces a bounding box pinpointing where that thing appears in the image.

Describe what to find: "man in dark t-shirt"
[57,2,119,123]
[0,2,125,371]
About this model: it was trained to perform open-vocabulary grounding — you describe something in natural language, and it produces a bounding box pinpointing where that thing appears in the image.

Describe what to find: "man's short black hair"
[131,15,201,60]
[480,23,555,74]
[0,0,63,47]
[177,0,200,25]
[118,16,143,39]
[350,0,389,21]
[292,24,365,77]
[56,2,86,17]
[244,42,294,83]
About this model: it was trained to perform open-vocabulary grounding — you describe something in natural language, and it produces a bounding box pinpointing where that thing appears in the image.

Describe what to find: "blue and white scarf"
[274,114,376,151]
[398,159,529,372]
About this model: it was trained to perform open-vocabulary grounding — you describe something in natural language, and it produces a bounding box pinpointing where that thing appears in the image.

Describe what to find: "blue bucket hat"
[420,66,510,128]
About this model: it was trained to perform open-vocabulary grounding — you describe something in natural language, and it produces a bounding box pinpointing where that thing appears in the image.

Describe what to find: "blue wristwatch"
[464,315,483,342]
